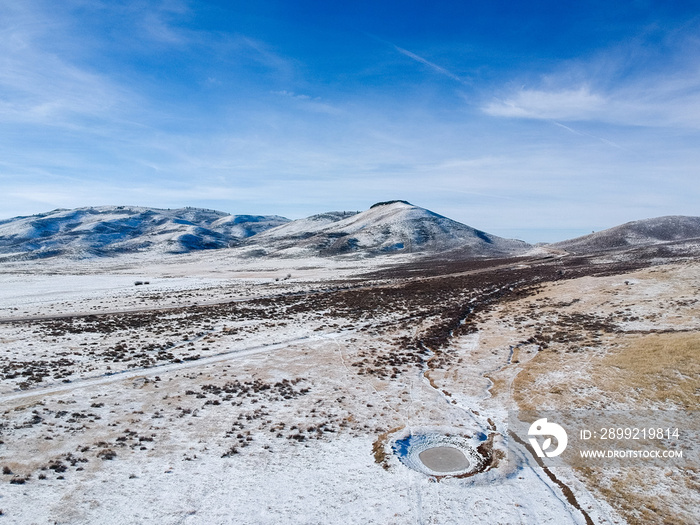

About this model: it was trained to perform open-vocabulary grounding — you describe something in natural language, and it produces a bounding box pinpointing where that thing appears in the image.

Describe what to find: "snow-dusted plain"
[1,240,697,524]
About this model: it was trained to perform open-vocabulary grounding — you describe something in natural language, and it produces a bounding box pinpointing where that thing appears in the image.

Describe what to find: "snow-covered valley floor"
[0,251,697,524]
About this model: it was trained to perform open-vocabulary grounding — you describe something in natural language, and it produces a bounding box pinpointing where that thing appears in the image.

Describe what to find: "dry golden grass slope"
[470,261,700,524]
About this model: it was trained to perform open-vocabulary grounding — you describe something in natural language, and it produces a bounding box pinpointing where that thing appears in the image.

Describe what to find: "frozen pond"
[419,446,470,473]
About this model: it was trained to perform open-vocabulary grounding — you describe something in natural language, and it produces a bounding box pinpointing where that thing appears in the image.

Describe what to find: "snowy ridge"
[4,204,698,261]
[550,215,700,254]
[0,202,532,260]
[257,211,360,239]
[251,200,530,257]
[0,206,290,260]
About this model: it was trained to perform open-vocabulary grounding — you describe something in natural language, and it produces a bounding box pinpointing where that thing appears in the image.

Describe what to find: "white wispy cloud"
[271,90,342,115]
[483,78,700,129]
[140,0,192,45]
[0,2,296,130]
[550,121,625,150]
[483,87,605,120]
[482,27,700,129]
[393,45,468,84]
[0,3,138,129]
[272,90,312,100]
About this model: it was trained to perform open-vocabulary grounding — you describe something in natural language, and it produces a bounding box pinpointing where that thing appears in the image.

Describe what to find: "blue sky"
[1,0,699,242]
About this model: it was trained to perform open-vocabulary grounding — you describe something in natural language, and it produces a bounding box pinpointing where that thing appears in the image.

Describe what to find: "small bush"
[221,446,238,457]
[97,449,117,460]
[10,476,28,485]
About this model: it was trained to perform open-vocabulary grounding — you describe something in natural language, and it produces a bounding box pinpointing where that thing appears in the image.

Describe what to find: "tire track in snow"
[0,333,330,403]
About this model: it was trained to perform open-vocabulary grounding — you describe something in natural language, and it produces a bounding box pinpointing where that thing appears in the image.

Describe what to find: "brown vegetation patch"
[514,331,700,410]
[573,465,700,525]
[372,426,404,470]
[504,266,700,524]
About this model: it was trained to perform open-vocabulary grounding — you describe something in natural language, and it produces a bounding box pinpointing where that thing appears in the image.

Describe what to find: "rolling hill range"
[248,200,531,257]
[0,206,289,259]
[3,203,697,261]
[550,215,700,254]
[0,201,531,260]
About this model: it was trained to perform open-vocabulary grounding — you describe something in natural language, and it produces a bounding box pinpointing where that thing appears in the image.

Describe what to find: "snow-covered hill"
[248,200,531,257]
[0,206,290,259]
[550,216,700,254]
[0,201,532,260]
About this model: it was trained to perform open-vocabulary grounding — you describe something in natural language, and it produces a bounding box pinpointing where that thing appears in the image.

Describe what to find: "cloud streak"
[482,24,700,129]
[0,3,144,133]
[483,80,700,129]
[393,45,468,84]
[483,87,605,120]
